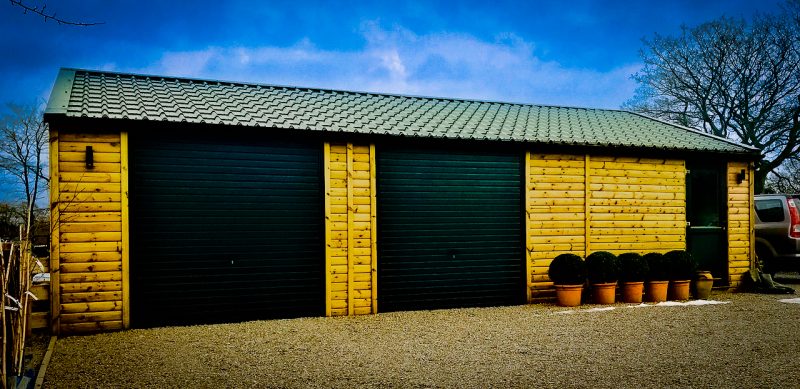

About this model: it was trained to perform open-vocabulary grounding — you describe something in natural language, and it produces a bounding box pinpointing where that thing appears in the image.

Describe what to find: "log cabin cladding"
[526,153,587,299]
[324,143,378,316]
[727,161,754,289]
[527,153,687,299]
[50,130,129,334]
[588,156,686,254]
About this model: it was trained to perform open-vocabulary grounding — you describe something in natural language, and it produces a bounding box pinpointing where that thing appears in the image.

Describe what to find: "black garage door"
[130,132,324,327]
[377,146,524,311]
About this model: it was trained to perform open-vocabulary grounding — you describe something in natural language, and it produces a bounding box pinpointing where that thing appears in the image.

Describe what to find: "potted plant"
[664,250,697,301]
[548,253,587,307]
[585,251,620,304]
[618,252,649,303]
[643,252,669,302]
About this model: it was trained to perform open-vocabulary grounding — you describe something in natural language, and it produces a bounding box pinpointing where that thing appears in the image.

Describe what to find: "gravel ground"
[46,276,800,389]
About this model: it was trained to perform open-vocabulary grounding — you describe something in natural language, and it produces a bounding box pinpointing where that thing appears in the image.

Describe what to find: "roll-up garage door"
[130,132,324,327]
[377,146,524,311]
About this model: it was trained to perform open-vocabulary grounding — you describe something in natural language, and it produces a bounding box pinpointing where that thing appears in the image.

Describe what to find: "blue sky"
[0,0,784,110]
[0,0,787,201]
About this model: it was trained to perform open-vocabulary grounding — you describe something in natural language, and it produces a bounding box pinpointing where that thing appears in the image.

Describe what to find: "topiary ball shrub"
[664,250,697,281]
[643,252,669,281]
[548,253,587,285]
[618,252,649,283]
[585,251,620,284]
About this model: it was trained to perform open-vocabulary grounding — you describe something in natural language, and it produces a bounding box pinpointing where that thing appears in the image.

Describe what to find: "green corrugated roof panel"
[45,68,758,155]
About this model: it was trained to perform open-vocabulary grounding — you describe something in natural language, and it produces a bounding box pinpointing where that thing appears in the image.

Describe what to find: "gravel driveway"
[45,276,800,388]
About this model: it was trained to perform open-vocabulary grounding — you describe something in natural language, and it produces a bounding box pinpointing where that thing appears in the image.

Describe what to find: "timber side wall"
[527,154,688,298]
[50,131,129,334]
[525,153,588,299]
[324,143,378,316]
[727,161,754,288]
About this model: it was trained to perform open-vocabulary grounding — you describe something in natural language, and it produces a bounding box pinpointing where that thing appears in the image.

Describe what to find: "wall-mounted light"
[736,169,746,184]
[85,146,94,169]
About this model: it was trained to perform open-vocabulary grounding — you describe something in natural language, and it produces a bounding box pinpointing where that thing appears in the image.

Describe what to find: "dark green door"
[130,131,324,327]
[377,146,524,311]
[686,161,729,283]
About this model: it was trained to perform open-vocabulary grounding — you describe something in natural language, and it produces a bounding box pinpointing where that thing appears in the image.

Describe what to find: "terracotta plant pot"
[696,271,712,280]
[668,280,691,300]
[645,280,669,302]
[592,282,617,304]
[694,278,714,299]
[621,281,644,303]
[555,284,583,307]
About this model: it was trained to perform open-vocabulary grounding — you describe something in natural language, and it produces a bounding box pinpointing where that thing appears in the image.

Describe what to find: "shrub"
[585,251,620,284]
[664,250,697,280]
[618,252,649,283]
[643,252,669,281]
[548,253,587,285]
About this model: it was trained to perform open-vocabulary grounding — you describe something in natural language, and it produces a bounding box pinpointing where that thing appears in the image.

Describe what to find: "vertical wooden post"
[584,154,591,256]
[346,144,354,316]
[369,144,378,314]
[726,163,733,285]
[749,163,755,271]
[120,131,130,328]
[684,160,689,251]
[524,151,532,303]
[48,130,60,335]
[323,143,332,317]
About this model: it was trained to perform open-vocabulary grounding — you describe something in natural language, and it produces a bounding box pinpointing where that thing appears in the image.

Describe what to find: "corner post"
[524,151,532,303]
[346,144,355,316]
[49,130,60,335]
[369,144,378,313]
[323,142,332,316]
[749,163,755,271]
[584,154,591,256]
[120,131,130,328]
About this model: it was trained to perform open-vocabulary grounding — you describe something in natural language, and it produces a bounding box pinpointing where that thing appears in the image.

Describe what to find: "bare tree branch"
[0,104,49,244]
[624,4,800,193]
[9,0,104,26]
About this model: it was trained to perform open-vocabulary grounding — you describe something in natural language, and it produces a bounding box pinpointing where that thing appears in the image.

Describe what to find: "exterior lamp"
[85,146,94,169]
[736,169,745,184]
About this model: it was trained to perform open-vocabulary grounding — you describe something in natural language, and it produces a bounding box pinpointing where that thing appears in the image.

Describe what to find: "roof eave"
[43,68,76,122]
[625,110,760,153]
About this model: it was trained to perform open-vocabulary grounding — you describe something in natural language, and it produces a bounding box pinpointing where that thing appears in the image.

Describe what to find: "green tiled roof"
[45,68,758,155]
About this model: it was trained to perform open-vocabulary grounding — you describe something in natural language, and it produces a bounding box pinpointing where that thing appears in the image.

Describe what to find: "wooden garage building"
[44,68,760,334]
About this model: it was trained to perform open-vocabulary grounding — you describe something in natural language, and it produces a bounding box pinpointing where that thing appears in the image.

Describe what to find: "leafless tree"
[0,203,24,240]
[764,157,800,193]
[624,1,800,193]
[9,0,104,26]
[0,104,49,242]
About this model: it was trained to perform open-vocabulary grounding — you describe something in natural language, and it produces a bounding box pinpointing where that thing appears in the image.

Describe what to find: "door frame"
[685,160,729,285]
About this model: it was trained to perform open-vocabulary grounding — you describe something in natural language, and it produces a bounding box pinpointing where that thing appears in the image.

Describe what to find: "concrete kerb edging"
[34,336,57,389]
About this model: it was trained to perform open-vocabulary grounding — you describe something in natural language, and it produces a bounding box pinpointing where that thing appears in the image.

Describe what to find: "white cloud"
[128,23,641,109]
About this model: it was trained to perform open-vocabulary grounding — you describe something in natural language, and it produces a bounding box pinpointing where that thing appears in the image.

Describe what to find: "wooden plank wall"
[52,131,127,333]
[325,143,377,316]
[727,161,753,288]
[527,154,687,299]
[588,157,686,253]
[527,153,587,297]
